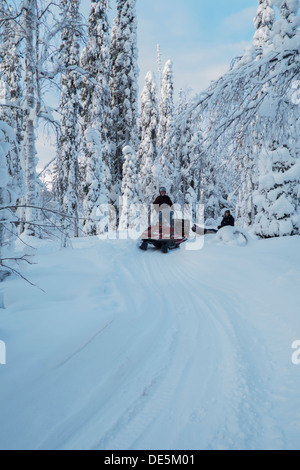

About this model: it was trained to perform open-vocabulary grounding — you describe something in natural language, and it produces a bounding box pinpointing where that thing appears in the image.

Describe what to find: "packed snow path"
[0,235,300,450]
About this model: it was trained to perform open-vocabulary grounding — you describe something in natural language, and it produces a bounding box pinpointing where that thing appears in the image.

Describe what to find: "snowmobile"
[140,211,190,254]
[192,225,218,235]
[192,224,249,245]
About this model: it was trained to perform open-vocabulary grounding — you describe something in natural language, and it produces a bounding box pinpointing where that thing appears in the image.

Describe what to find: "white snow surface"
[0,234,300,450]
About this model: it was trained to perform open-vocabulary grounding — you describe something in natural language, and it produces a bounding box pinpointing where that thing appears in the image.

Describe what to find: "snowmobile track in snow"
[0,236,300,450]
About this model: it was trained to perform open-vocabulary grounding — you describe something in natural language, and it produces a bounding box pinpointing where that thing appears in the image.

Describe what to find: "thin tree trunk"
[24,0,38,236]
[0,188,10,310]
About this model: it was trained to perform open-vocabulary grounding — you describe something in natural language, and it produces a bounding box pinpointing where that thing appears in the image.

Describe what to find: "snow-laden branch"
[165,46,299,177]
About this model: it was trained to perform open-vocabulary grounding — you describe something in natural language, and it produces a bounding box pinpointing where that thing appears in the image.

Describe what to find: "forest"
[0,0,299,275]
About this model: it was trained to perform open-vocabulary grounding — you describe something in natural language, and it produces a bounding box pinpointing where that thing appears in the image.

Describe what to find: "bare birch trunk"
[24,0,38,236]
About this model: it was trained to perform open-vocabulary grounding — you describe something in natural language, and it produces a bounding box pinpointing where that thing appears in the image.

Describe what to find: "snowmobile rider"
[153,187,174,212]
[218,210,235,230]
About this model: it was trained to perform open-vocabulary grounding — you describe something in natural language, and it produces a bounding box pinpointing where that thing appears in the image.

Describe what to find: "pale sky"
[135,0,258,94]
[37,0,259,168]
[81,0,259,95]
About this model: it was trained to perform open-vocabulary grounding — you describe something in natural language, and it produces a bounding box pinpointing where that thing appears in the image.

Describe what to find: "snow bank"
[216,226,250,247]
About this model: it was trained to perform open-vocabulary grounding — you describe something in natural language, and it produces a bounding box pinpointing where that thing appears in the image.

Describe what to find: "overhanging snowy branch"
[166,47,300,176]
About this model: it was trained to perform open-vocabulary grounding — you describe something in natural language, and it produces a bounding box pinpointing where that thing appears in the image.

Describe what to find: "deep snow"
[0,234,300,450]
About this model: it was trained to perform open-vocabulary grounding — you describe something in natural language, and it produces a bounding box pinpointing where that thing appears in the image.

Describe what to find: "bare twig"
[1,255,35,265]
[0,205,104,224]
[38,158,56,177]
[1,264,46,293]
[3,225,36,249]
[0,10,23,27]
[38,2,60,21]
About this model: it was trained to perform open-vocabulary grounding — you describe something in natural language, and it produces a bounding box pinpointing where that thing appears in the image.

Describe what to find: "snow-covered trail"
[0,235,300,450]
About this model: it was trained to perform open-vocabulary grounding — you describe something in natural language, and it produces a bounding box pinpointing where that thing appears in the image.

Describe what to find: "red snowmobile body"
[140,219,190,253]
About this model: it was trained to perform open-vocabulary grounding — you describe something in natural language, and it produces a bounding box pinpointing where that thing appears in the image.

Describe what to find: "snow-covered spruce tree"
[0,4,25,205]
[80,0,112,235]
[57,0,81,238]
[157,60,174,149]
[235,130,258,228]
[0,77,25,215]
[199,108,230,225]
[157,60,175,192]
[119,146,140,230]
[254,143,300,237]
[172,89,185,204]
[157,44,162,95]
[273,0,300,45]
[279,0,300,29]
[138,71,159,206]
[0,1,24,151]
[203,159,227,225]
[173,89,201,207]
[253,0,276,48]
[110,0,139,192]
[81,128,112,235]
[0,121,19,279]
[180,131,201,207]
